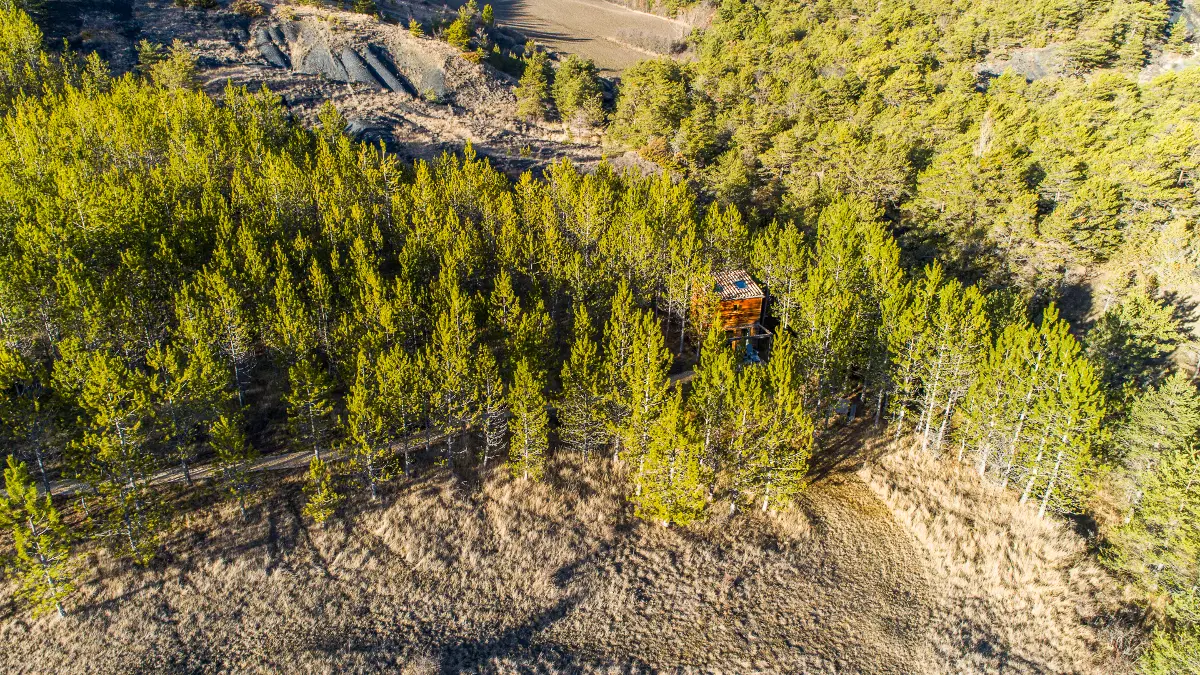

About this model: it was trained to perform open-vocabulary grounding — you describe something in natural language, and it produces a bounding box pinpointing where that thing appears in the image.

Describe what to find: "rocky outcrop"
[296,39,349,81]
[977,46,1064,82]
[339,46,382,88]
[362,46,413,95]
[251,19,416,95]
[380,34,451,99]
[253,27,290,69]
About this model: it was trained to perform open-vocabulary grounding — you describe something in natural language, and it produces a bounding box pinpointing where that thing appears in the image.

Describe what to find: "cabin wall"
[717,297,762,331]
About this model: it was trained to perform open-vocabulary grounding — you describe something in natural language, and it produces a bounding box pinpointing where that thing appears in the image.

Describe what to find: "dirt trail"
[48,428,452,497]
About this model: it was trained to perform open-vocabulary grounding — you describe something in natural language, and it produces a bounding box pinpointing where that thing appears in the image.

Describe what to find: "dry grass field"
[0,435,1133,673]
[430,0,691,73]
[862,443,1139,675]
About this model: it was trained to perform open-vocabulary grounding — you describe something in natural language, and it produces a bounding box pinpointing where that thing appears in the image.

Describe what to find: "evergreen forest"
[0,0,1198,670]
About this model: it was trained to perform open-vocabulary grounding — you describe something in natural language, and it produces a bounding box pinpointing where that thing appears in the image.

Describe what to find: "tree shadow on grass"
[808,419,892,482]
[430,592,654,674]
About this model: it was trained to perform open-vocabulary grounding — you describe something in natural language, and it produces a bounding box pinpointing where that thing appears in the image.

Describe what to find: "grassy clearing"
[862,441,1139,674]
[1,436,1134,673]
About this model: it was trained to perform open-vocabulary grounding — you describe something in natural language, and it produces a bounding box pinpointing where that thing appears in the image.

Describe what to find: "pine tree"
[753,330,815,510]
[54,342,165,565]
[793,200,893,424]
[409,19,425,38]
[689,326,735,465]
[301,457,342,526]
[860,218,906,426]
[430,283,480,461]
[602,280,638,458]
[886,264,989,451]
[916,276,989,453]
[147,342,226,486]
[344,353,392,500]
[487,270,550,377]
[511,298,552,376]
[376,345,423,476]
[488,269,522,373]
[616,310,671,482]
[1033,353,1104,518]
[1139,625,1200,675]
[959,304,1103,511]
[1118,372,1200,462]
[1116,28,1147,71]
[610,58,690,148]
[959,320,1041,482]
[558,305,607,458]
[265,249,317,363]
[0,345,55,495]
[887,266,938,438]
[477,348,508,469]
[457,0,479,30]
[445,18,471,51]
[749,222,807,331]
[148,39,198,90]
[307,259,338,365]
[0,456,73,618]
[700,201,744,270]
[285,356,335,461]
[179,272,255,408]
[725,359,769,505]
[662,221,705,355]
[1165,18,1192,54]
[516,50,552,122]
[481,3,494,27]
[1086,285,1185,401]
[552,55,604,127]
[0,2,55,105]
[210,413,258,521]
[632,389,709,526]
[508,358,548,481]
[1107,443,1199,624]
[1040,177,1124,264]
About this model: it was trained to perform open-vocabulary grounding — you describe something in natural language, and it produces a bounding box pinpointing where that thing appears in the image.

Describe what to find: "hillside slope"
[1,447,1129,674]
[40,0,614,171]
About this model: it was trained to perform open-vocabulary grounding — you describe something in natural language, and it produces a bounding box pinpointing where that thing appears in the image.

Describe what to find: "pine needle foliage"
[302,457,342,526]
[516,49,552,121]
[0,456,73,618]
[210,413,258,521]
[508,359,548,481]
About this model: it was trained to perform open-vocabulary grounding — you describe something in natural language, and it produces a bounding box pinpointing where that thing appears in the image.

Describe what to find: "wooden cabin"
[702,270,770,344]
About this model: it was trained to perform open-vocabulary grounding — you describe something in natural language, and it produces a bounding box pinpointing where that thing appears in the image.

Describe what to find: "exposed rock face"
[252,19,417,95]
[339,46,381,87]
[296,39,349,81]
[380,34,450,99]
[362,46,413,95]
[268,25,287,48]
[280,21,300,44]
[977,46,1064,81]
[39,0,599,175]
[253,27,290,69]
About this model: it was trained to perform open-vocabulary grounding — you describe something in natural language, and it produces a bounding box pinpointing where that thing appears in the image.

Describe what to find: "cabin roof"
[713,269,763,301]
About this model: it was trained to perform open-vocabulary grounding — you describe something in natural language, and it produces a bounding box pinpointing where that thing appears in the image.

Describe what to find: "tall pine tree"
[508,358,548,481]
[0,456,74,617]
